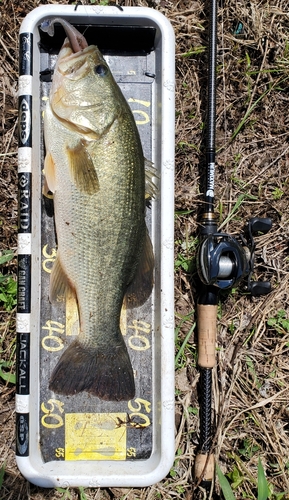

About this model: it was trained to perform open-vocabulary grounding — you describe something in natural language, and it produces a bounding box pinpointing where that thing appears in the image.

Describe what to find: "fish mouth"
[57,43,104,79]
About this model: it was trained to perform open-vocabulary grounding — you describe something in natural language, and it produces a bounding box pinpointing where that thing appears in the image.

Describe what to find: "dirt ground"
[1,0,289,499]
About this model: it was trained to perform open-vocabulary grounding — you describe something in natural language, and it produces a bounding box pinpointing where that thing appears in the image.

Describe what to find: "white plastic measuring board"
[16,4,175,489]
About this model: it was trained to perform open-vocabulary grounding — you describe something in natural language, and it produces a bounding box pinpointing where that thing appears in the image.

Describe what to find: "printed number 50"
[41,398,64,429]
[128,398,151,428]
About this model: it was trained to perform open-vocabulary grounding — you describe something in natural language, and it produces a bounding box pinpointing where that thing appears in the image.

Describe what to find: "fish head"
[50,39,122,139]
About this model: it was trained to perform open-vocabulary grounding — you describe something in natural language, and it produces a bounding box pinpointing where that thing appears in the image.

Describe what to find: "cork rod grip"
[194,453,215,481]
[197,304,217,368]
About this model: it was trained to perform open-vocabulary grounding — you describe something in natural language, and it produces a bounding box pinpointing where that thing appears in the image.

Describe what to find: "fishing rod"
[194,0,272,493]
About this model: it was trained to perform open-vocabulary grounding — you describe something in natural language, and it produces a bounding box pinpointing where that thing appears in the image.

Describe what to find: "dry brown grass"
[1,0,289,498]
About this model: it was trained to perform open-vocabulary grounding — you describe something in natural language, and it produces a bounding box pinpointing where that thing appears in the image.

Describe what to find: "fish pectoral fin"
[49,254,73,303]
[66,140,99,195]
[125,229,154,309]
[44,151,56,193]
[145,158,159,199]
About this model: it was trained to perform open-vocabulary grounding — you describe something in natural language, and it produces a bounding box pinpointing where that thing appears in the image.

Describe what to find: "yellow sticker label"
[65,413,127,461]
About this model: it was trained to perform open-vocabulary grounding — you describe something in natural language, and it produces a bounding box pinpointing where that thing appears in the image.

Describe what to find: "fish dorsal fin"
[125,229,154,309]
[50,254,73,303]
[66,140,99,195]
[44,151,56,193]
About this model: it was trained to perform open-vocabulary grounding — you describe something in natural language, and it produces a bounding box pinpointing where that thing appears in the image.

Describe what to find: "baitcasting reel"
[197,217,272,295]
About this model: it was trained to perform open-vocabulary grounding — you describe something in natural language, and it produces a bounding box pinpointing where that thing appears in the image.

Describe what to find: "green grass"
[177,140,200,151]
[175,321,196,368]
[0,250,17,385]
[55,487,89,500]
[0,461,6,489]
[0,276,17,311]
[272,187,284,201]
[230,75,289,141]
[267,309,289,335]
[217,458,286,500]
[0,250,17,311]
[56,488,73,499]
[181,46,206,57]
[238,437,260,460]
[218,193,257,230]
[175,311,196,369]
[175,236,198,273]
[0,359,16,385]
[79,487,89,500]
[89,0,109,4]
[245,356,262,389]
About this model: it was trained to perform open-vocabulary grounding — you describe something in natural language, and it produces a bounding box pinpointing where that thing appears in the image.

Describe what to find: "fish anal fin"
[66,140,99,195]
[44,151,56,193]
[125,229,154,309]
[49,339,135,401]
[50,254,72,303]
[145,158,159,199]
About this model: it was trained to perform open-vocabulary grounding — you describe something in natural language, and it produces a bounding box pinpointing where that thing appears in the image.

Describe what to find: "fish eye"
[94,64,108,77]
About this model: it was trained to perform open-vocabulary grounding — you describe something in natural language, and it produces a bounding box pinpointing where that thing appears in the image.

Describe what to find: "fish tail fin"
[49,339,135,401]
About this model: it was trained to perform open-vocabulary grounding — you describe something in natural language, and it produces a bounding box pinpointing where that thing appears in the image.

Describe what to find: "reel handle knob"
[248,217,272,235]
[249,281,271,296]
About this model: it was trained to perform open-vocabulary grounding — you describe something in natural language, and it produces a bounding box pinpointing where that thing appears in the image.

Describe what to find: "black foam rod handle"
[249,217,272,234]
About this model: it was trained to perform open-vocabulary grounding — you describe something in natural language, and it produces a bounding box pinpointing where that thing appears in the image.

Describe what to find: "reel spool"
[197,217,272,295]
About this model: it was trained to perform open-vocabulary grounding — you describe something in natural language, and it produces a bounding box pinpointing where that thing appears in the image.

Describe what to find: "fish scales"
[53,112,145,345]
[42,19,154,401]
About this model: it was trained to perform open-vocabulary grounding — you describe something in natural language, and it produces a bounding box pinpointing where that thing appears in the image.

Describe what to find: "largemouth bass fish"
[41,18,154,401]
